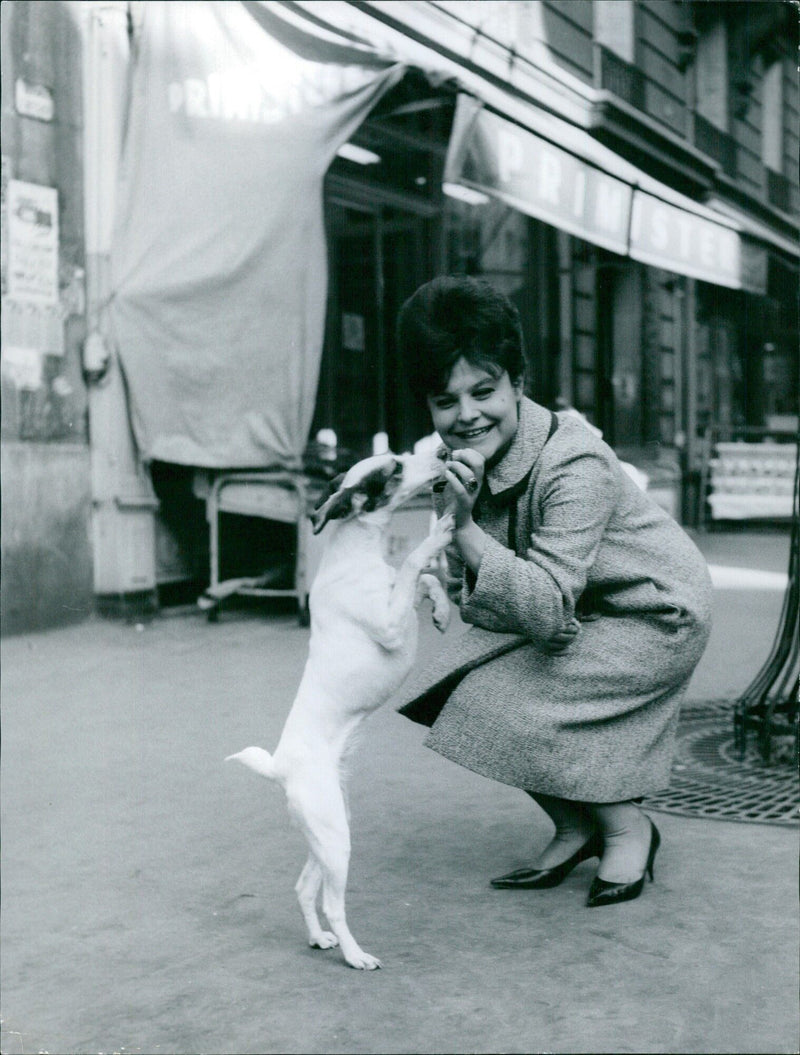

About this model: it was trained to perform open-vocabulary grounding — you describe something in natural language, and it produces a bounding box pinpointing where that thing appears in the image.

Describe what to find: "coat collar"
[484,397,553,497]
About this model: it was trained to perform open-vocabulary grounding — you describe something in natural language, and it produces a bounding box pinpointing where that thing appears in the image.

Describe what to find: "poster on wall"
[7,179,59,304]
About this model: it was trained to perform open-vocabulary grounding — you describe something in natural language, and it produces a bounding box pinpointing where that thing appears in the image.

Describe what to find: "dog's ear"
[359,463,400,512]
[310,458,400,533]
[323,472,347,495]
[310,475,352,534]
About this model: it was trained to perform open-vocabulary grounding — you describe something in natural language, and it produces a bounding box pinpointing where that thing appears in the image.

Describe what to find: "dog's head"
[310,451,447,534]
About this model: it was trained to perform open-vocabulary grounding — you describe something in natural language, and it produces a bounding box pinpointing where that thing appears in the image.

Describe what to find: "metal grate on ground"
[644,701,799,827]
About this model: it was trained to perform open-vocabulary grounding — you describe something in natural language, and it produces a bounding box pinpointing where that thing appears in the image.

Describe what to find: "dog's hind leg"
[295,855,339,950]
[289,779,381,970]
[318,842,381,971]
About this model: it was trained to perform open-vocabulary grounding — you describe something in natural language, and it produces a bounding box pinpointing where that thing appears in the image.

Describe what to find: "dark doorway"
[313,70,455,459]
[314,195,440,459]
[598,258,644,447]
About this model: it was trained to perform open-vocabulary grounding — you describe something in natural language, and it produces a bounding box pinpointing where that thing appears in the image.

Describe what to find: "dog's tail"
[225,746,277,780]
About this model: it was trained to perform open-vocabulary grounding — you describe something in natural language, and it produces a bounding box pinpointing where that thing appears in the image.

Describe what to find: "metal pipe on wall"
[79,1,158,598]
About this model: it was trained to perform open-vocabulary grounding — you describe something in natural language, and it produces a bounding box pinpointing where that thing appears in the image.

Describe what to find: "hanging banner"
[109,1,403,467]
[444,95,632,255]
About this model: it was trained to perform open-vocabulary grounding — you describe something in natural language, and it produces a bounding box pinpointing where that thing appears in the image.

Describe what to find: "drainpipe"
[556,230,574,406]
[79,1,158,604]
[683,276,699,524]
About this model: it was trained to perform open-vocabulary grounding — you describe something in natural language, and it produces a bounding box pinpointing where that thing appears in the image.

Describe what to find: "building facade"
[313,0,798,518]
[1,0,798,633]
[1,0,94,633]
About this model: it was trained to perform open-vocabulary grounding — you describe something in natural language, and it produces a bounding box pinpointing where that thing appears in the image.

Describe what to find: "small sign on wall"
[1,343,42,390]
[15,79,55,123]
[8,180,59,304]
[1,298,64,355]
[341,312,365,352]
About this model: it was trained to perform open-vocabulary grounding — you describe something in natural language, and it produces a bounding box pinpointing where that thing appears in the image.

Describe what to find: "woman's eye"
[432,397,455,410]
[474,388,494,399]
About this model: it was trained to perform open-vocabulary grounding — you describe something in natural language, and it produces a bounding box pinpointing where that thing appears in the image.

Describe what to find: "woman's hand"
[442,449,485,529]
[543,617,581,654]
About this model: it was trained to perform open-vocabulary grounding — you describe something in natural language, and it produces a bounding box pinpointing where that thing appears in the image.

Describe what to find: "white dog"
[227,451,454,969]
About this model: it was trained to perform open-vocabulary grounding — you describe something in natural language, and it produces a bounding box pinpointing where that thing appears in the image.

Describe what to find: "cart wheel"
[298,599,311,627]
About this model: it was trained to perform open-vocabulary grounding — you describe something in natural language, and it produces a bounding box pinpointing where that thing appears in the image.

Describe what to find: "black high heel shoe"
[586,819,661,907]
[491,831,603,889]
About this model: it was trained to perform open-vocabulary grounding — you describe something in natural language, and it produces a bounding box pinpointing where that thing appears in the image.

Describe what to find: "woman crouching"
[395,275,712,907]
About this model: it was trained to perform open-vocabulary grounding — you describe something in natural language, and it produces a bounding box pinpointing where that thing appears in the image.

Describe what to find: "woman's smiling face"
[427,357,523,466]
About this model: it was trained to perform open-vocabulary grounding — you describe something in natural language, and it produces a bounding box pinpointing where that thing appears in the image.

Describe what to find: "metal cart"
[199,471,324,625]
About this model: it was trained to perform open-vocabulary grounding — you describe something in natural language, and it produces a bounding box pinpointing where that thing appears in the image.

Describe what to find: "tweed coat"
[396,397,713,802]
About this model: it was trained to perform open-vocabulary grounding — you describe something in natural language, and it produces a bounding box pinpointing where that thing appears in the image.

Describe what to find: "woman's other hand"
[442,449,485,529]
[543,617,581,654]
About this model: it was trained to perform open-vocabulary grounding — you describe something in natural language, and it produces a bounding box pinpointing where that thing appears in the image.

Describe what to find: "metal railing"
[694,113,737,178]
[766,167,793,213]
[734,432,800,764]
[595,45,645,110]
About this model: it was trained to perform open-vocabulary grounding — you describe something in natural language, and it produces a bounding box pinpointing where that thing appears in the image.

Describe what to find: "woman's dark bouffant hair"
[397,275,525,403]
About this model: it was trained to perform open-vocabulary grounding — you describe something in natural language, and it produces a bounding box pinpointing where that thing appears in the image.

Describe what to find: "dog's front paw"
[431,511,455,548]
[432,602,451,633]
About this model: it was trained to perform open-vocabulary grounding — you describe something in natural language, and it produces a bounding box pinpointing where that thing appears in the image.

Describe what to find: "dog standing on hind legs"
[226,451,454,970]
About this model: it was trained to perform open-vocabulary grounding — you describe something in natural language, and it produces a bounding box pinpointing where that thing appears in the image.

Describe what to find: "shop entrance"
[311,68,455,460]
[313,193,439,460]
[598,259,644,448]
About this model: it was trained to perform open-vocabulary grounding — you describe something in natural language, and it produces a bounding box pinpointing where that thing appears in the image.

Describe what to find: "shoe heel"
[646,821,660,882]
[586,818,660,908]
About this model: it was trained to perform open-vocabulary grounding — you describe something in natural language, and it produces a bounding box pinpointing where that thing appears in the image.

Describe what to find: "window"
[762,58,783,172]
[593,0,643,108]
[695,17,728,131]
[594,0,635,63]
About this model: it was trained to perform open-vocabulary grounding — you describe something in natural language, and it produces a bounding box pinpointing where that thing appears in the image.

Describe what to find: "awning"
[109,0,405,468]
[294,2,761,294]
[444,96,632,256]
[444,95,755,291]
[628,190,742,287]
[704,197,800,260]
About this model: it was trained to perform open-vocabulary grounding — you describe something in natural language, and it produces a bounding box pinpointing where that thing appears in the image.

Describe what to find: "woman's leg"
[589,800,654,883]
[525,791,597,868]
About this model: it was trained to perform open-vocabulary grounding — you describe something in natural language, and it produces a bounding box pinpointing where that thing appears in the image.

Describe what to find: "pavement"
[1,528,797,1055]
